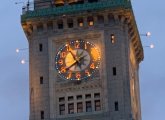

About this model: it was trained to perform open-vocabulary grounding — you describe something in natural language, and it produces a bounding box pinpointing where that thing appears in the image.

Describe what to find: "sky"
[0,0,164,120]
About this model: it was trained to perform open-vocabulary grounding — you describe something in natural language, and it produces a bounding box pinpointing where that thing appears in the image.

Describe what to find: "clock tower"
[21,0,144,120]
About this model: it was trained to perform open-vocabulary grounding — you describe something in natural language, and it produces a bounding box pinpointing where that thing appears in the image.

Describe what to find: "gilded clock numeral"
[67,45,71,51]
[58,59,63,65]
[76,72,81,79]
[60,67,66,73]
[85,70,90,76]
[75,42,80,49]
[60,52,66,58]
[90,63,95,69]
[67,72,72,79]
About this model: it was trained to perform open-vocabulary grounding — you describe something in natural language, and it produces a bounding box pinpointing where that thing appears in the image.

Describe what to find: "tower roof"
[21,0,132,22]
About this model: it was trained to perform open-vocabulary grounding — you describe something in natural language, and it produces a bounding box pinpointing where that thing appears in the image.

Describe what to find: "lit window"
[68,103,74,114]
[86,101,92,112]
[111,34,115,44]
[59,104,65,115]
[77,102,83,113]
[87,17,94,26]
[95,100,101,111]
[79,22,83,27]
[78,18,83,27]
[89,21,94,26]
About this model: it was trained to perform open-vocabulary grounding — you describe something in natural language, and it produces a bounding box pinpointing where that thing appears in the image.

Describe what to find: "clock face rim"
[55,40,101,81]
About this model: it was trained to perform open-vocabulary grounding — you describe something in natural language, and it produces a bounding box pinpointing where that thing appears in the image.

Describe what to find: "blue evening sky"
[0,0,164,120]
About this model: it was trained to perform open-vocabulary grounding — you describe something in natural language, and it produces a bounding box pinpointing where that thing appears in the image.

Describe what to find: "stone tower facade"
[21,0,144,120]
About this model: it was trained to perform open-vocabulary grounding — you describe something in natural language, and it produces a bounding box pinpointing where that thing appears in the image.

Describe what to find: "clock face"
[55,40,100,80]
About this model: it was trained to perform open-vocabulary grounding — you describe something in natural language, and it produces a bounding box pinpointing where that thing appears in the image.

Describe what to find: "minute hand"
[66,61,77,71]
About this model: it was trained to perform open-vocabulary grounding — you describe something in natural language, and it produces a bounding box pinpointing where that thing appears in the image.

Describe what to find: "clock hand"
[78,54,88,62]
[66,55,88,71]
[78,51,84,58]
[66,60,77,71]
[76,55,88,69]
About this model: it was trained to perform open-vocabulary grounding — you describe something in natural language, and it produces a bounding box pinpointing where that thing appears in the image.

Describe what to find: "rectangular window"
[59,104,65,115]
[85,94,91,99]
[37,25,43,32]
[68,103,74,114]
[115,101,119,111]
[68,22,73,28]
[94,93,100,98]
[68,96,74,101]
[89,21,94,26]
[77,102,83,113]
[78,18,83,27]
[59,97,65,102]
[113,67,116,76]
[76,95,82,100]
[95,100,101,111]
[40,76,43,84]
[111,34,115,43]
[39,43,43,52]
[47,22,53,30]
[86,101,92,112]
[79,22,83,27]
[58,23,63,29]
[41,111,44,119]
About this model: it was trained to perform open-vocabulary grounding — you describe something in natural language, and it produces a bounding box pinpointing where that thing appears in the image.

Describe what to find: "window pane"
[59,104,65,115]
[68,103,74,114]
[59,97,65,102]
[94,93,100,98]
[95,100,101,111]
[86,101,92,112]
[77,102,83,113]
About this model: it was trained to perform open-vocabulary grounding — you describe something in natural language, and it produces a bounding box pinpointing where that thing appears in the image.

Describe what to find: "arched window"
[77,18,84,27]
[67,19,74,28]
[87,16,94,26]
[57,19,63,29]
[97,15,104,24]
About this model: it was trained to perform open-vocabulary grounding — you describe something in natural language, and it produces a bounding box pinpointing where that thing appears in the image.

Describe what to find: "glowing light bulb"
[21,59,26,64]
[16,48,19,53]
[150,44,154,48]
[146,32,151,37]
